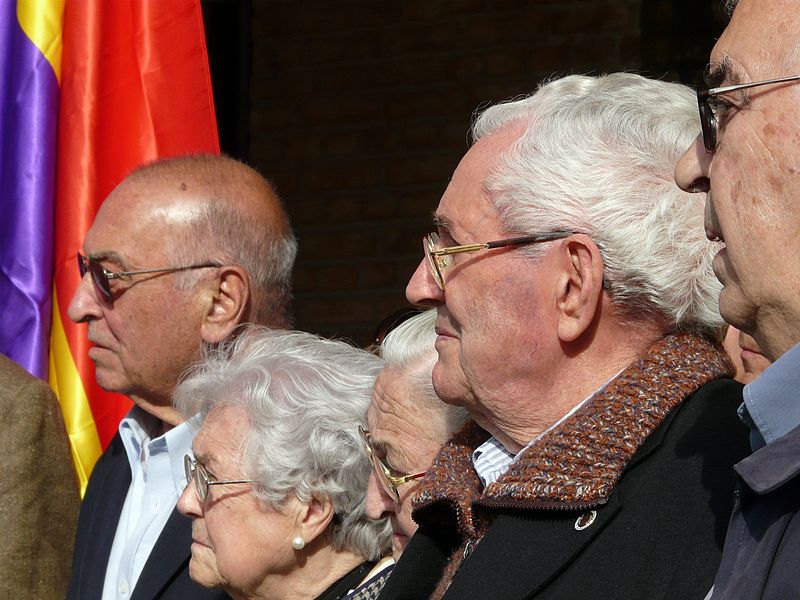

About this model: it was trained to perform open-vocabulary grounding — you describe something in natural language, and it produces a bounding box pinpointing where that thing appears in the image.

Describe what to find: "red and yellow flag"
[48,0,219,494]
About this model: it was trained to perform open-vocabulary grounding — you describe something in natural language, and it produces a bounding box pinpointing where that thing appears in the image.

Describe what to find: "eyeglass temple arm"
[707,74,800,95]
[486,230,575,249]
[432,243,490,256]
[106,262,221,280]
[206,478,257,487]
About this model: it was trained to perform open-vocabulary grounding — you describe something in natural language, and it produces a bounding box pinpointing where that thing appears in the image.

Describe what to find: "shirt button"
[118,579,130,596]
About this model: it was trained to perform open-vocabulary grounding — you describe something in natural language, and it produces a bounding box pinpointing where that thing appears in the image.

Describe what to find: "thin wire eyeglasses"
[183,454,257,503]
[358,426,425,503]
[423,230,574,290]
[697,74,800,152]
[77,253,221,301]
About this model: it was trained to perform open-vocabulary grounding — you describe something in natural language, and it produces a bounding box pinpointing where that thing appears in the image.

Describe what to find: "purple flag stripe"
[0,1,59,378]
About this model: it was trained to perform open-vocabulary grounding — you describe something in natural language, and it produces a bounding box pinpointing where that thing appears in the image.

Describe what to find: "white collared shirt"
[101,407,194,600]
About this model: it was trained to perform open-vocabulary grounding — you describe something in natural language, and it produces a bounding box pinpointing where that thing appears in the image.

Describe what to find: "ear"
[200,266,251,344]
[296,495,335,546]
[555,235,604,343]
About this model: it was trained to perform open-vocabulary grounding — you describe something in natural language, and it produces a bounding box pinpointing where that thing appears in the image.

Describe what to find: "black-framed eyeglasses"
[183,454,257,503]
[77,253,221,301]
[698,74,800,152]
[423,230,574,290]
[358,426,426,503]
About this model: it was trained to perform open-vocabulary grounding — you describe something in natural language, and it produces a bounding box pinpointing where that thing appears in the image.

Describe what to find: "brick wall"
[247,0,721,346]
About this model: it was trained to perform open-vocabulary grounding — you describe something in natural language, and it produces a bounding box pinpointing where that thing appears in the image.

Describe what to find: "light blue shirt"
[101,407,193,600]
[739,341,800,451]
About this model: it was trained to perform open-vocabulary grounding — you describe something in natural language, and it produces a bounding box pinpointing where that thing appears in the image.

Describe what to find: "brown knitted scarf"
[410,332,732,599]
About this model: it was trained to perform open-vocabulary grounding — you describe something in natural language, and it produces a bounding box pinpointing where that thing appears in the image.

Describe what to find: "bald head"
[112,154,297,327]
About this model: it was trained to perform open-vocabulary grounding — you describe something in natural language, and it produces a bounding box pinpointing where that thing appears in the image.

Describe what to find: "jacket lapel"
[130,508,193,600]
[69,433,131,599]
[444,494,622,600]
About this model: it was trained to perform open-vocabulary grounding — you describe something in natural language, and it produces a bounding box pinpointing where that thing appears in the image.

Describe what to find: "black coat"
[380,336,751,600]
[67,432,230,600]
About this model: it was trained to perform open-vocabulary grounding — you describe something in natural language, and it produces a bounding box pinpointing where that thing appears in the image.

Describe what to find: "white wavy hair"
[174,326,390,560]
[472,73,722,334]
[380,309,469,434]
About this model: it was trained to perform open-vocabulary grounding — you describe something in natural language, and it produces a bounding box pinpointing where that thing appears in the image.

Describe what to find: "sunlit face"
[364,367,451,560]
[67,183,215,415]
[405,125,564,442]
[675,0,800,360]
[177,405,298,596]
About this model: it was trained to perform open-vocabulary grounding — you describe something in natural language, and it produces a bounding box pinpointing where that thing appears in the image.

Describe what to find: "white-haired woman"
[175,327,392,600]
[362,309,469,559]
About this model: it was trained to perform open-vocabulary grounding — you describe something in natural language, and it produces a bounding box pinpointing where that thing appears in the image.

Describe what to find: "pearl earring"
[291,536,306,550]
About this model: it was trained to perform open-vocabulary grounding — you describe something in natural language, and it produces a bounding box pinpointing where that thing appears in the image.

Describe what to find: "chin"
[718,289,756,335]
[188,554,224,589]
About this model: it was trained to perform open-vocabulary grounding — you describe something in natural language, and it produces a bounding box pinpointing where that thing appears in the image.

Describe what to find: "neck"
[488,320,665,453]
[236,543,367,600]
[129,394,183,435]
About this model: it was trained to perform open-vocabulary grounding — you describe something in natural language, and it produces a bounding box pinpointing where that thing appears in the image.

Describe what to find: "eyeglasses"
[77,253,221,301]
[423,230,574,290]
[358,426,426,503]
[183,454,257,503]
[697,74,800,152]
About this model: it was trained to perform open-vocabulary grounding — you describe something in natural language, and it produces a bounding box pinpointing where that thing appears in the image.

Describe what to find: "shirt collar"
[740,341,800,450]
[118,406,195,494]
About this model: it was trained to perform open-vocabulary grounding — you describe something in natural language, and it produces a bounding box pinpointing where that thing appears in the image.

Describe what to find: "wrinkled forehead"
[713,0,800,78]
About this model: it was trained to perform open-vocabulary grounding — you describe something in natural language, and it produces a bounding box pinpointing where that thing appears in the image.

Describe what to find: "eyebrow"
[88,250,128,268]
[705,55,742,88]
[432,212,453,230]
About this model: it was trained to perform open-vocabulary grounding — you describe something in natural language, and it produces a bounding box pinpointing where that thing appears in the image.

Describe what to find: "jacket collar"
[412,332,731,537]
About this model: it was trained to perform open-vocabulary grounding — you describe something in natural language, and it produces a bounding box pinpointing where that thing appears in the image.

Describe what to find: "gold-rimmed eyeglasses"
[358,426,426,503]
[78,253,221,302]
[423,230,574,290]
[183,454,257,503]
[697,74,800,152]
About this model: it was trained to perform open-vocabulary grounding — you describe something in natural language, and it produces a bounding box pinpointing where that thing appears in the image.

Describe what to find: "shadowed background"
[201,0,727,346]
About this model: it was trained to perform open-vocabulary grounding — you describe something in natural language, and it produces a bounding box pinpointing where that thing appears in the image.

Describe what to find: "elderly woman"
[175,327,392,600]
[362,309,469,559]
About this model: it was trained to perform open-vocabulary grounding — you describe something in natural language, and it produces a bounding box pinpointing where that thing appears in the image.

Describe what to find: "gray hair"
[471,73,722,335]
[174,326,390,560]
[380,309,469,434]
[725,0,738,16]
[129,154,297,328]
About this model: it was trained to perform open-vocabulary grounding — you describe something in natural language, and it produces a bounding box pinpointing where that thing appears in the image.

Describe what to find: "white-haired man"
[378,74,750,600]
[675,0,800,597]
[67,154,296,600]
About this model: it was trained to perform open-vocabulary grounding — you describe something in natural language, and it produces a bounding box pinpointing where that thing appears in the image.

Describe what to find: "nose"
[365,471,396,521]
[674,134,711,194]
[67,271,103,323]
[177,481,204,519]
[405,257,444,307]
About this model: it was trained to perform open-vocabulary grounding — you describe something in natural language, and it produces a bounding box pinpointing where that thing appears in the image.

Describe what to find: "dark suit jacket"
[0,354,80,600]
[67,432,230,600]
[380,360,751,599]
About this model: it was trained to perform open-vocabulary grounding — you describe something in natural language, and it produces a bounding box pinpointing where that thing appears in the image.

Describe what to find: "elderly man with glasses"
[675,1,800,598]
[376,73,751,600]
[66,154,296,600]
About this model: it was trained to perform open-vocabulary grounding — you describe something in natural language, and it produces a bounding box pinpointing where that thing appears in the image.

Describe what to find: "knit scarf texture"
[410,332,732,599]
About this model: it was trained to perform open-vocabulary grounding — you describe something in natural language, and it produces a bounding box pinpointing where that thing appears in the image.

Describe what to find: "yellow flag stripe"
[49,291,101,497]
[16,0,66,83]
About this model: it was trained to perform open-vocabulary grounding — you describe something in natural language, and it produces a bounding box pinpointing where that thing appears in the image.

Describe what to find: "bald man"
[66,155,296,600]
